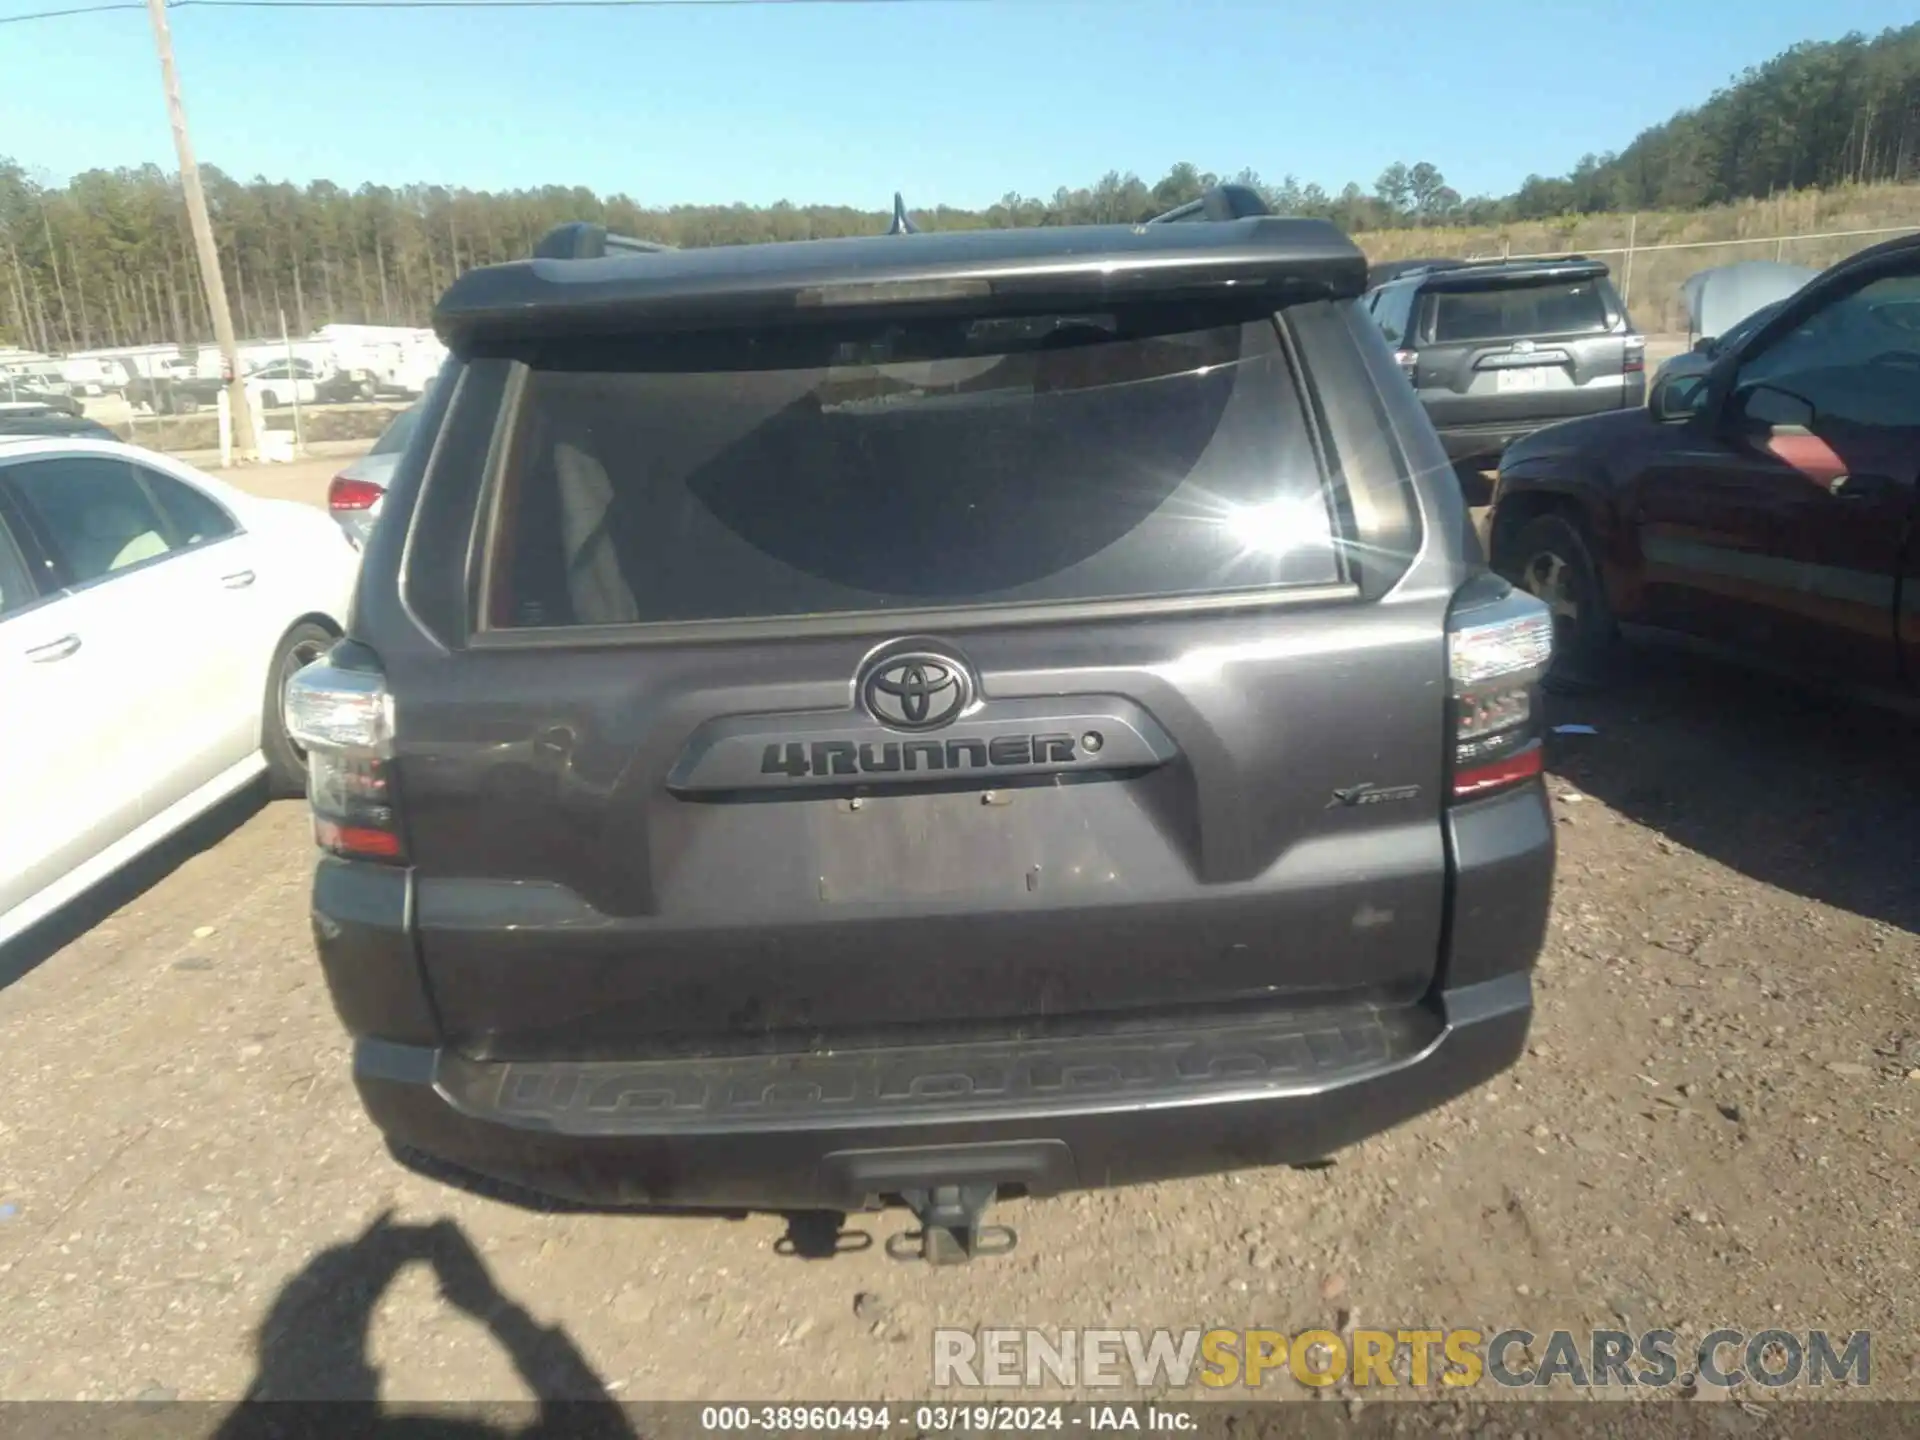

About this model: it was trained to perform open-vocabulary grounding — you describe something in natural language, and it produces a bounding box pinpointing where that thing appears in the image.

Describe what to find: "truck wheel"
[1506,513,1617,692]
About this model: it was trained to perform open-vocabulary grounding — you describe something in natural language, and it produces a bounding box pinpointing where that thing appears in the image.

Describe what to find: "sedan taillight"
[327,475,382,512]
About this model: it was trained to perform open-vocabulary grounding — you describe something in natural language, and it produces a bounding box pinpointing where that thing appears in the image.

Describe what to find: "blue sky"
[2,0,1914,207]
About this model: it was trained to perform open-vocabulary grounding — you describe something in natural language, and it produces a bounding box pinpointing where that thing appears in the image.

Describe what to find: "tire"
[1503,513,1618,692]
[262,389,281,409]
[262,620,336,798]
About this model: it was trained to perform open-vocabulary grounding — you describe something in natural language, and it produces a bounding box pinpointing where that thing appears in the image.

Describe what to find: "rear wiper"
[820,386,1034,415]
[820,389,927,414]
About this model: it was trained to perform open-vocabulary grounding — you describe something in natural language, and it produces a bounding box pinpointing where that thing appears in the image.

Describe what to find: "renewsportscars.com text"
[932,1327,1871,1391]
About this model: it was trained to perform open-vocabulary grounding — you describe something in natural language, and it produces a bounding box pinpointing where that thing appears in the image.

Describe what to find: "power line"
[0,0,1014,23]
[195,0,1007,5]
[1,1,143,22]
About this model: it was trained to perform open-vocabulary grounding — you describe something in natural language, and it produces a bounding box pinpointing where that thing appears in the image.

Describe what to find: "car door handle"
[220,569,257,589]
[26,633,81,663]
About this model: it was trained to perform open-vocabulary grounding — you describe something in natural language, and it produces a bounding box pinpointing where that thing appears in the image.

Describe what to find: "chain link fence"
[1462,223,1918,335]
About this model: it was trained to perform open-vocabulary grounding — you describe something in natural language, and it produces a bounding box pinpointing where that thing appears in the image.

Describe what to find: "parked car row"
[1,374,84,417]
[124,359,372,415]
[9,352,437,419]
[1362,234,1920,701]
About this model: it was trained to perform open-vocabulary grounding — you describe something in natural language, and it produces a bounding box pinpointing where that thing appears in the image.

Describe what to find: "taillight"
[1446,578,1553,802]
[328,474,382,511]
[1394,349,1418,383]
[1623,335,1645,375]
[283,648,405,863]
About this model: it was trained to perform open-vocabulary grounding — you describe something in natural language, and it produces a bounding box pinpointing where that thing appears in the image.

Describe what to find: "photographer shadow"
[388,1141,874,1262]
[212,1210,636,1440]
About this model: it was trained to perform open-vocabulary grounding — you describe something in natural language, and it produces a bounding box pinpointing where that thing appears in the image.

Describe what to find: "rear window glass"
[482,305,1343,630]
[1427,280,1610,342]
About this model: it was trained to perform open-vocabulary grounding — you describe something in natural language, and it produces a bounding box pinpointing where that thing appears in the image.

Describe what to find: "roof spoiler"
[531,222,676,260]
[1367,257,1469,287]
[1144,182,1273,225]
[1378,254,1604,286]
[1413,254,1611,290]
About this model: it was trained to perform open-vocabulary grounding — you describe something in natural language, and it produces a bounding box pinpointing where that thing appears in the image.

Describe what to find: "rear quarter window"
[479,304,1348,632]
[1367,286,1414,345]
[369,405,422,458]
[0,511,39,617]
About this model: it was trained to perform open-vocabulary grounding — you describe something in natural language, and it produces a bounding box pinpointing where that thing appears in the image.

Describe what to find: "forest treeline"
[3,20,1917,352]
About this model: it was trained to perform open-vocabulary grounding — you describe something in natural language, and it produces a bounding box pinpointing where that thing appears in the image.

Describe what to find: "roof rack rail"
[1144,182,1273,226]
[886,193,920,236]
[1460,252,1592,269]
[531,221,675,260]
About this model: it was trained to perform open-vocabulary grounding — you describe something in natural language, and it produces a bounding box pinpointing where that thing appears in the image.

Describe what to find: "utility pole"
[145,0,255,459]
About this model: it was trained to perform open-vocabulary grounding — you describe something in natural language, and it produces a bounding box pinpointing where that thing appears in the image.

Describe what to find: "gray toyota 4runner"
[1366,257,1646,465]
[287,186,1556,1263]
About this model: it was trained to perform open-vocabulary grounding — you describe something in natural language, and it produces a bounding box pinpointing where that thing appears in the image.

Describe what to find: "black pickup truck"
[124,371,226,416]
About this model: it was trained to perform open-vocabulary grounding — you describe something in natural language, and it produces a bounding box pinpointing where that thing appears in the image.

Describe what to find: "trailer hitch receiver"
[886,1184,1017,1265]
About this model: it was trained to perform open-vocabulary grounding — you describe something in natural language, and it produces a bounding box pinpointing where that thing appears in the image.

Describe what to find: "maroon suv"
[1489,230,1920,695]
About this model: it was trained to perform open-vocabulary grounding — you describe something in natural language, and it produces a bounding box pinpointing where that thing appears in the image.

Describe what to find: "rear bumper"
[315,782,1553,1213]
[1434,394,1644,462]
[350,972,1529,1211]
[1435,419,1570,463]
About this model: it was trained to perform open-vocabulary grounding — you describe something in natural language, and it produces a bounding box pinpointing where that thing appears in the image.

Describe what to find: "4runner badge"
[1328,782,1421,808]
[862,651,973,732]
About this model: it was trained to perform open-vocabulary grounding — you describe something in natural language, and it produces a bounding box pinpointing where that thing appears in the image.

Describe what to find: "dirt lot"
[0,453,1913,1413]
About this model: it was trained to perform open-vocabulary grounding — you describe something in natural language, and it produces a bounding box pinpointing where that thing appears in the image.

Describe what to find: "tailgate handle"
[220,569,257,589]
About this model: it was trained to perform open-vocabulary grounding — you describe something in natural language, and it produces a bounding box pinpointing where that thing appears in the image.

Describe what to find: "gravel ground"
[0,584,1912,1415]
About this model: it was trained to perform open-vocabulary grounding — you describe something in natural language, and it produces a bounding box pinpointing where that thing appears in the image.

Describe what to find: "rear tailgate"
[399,300,1452,1060]
[1415,266,1634,430]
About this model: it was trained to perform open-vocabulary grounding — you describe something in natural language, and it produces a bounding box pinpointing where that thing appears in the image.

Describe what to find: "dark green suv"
[1366,257,1647,465]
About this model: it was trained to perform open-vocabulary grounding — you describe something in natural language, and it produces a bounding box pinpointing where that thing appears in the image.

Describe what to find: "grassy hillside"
[1355,182,1920,335]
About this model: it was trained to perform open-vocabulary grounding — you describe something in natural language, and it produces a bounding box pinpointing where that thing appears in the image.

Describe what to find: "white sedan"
[243,361,320,409]
[0,437,358,946]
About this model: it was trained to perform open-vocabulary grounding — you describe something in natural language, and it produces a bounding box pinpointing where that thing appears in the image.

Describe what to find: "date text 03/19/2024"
[698,1406,1194,1432]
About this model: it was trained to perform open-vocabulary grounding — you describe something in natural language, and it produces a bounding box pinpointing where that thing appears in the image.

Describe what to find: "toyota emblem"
[861,651,973,732]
